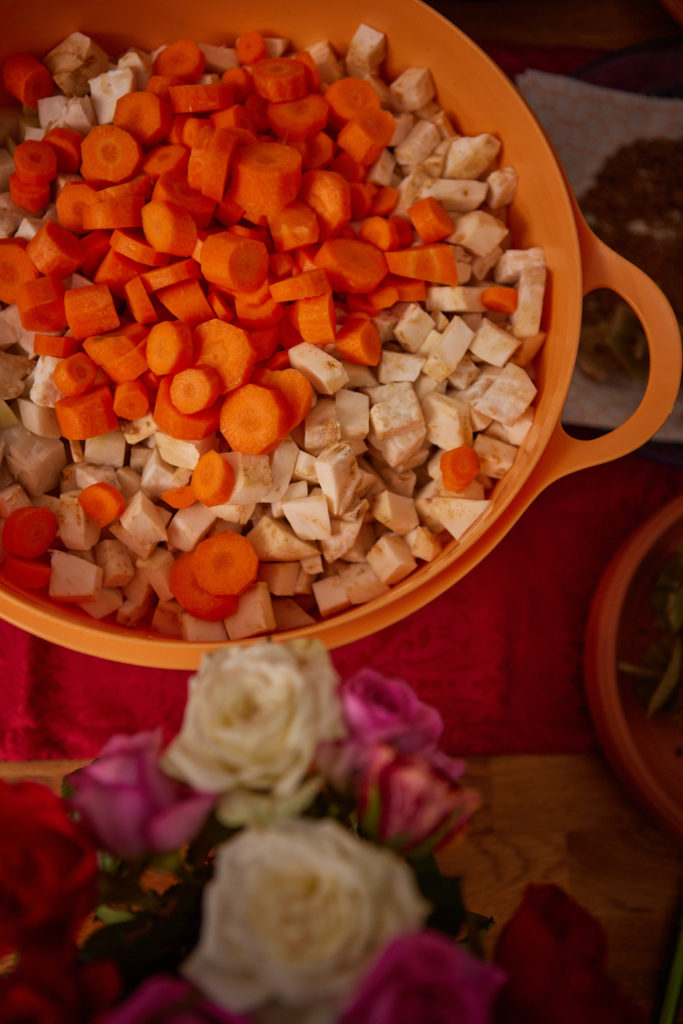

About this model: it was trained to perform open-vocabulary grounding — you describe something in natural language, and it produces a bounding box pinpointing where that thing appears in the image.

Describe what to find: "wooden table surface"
[2,0,682,1019]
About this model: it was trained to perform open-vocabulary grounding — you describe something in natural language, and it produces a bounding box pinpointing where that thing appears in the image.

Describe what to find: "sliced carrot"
[80,125,143,184]
[220,382,290,455]
[347,282,400,314]
[15,275,67,331]
[2,505,57,558]
[84,331,149,384]
[2,555,51,591]
[227,141,302,219]
[201,127,243,204]
[199,230,268,293]
[161,485,197,509]
[154,38,205,80]
[267,200,320,252]
[8,172,51,214]
[294,50,322,92]
[113,378,150,419]
[168,551,239,621]
[440,446,480,492]
[221,66,253,102]
[357,215,400,252]
[80,230,112,277]
[141,199,198,257]
[190,449,235,507]
[385,272,426,302]
[314,236,387,294]
[0,238,40,304]
[155,278,214,326]
[168,82,234,114]
[167,113,206,148]
[299,169,351,239]
[334,313,382,365]
[336,107,396,166]
[325,77,380,125]
[78,481,127,526]
[302,130,335,171]
[328,151,365,183]
[252,366,313,431]
[82,195,146,231]
[97,176,154,204]
[186,125,215,191]
[146,320,195,375]
[207,288,235,321]
[192,318,256,391]
[251,57,308,102]
[53,351,98,396]
[54,385,119,440]
[141,257,200,292]
[142,143,189,179]
[384,244,459,285]
[190,530,258,596]
[113,90,172,148]
[210,104,254,133]
[368,185,400,217]
[33,333,80,358]
[94,249,148,300]
[349,181,377,220]
[236,30,267,66]
[266,93,329,142]
[481,285,518,314]
[153,374,221,440]
[233,294,284,331]
[152,172,216,229]
[145,73,185,98]
[170,364,223,414]
[269,267,330,303]
[44,126,83,173]
[243,323,279,362]
[110,228,169,267]
[14,139,57,185]
[287,292,336,345]
[269,251,296,279]
[407,196,454,244]
[55,181,100,234]
[2,53,53,108]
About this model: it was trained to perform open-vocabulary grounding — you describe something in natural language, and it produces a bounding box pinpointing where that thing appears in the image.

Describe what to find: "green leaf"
[648,634,683,716]
[95,905,136,925]
[411,855,464,938]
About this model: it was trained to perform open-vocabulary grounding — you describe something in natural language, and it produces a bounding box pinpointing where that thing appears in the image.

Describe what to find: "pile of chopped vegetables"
[0,23,547,642]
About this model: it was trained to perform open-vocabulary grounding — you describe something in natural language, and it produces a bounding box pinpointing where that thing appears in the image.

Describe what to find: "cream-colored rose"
[161,640,344,826]
[182,818,430,1022]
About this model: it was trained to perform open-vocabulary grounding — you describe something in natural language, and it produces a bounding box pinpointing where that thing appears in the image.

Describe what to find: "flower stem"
[657,906,683,1024]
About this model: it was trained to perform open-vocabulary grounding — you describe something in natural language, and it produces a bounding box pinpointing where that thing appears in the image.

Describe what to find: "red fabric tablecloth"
[3,451,683,761]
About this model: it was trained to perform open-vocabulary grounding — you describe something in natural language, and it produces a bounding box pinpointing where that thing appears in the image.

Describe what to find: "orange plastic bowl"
[0,0,680,668]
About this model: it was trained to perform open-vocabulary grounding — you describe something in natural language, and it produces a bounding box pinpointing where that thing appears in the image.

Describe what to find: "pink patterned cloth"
[2,452,682,761]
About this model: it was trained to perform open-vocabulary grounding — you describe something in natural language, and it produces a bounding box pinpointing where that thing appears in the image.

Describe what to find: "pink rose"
[340,669,443,753]
[100,976,253,1024]
[340,929,506,1024]
[66,731,215,860]
[492,884,646,1024]
[358,745,481,857]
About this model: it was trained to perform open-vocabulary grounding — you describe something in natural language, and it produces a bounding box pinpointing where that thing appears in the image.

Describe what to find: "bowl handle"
[523,197,682,500]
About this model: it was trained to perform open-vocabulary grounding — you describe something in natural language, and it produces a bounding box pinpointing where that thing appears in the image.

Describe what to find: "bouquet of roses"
[0,640,645,1024]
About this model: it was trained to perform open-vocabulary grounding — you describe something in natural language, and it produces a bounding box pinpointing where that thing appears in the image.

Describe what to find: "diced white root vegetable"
[340,362,377,390]
[406,525,443,562]
[29,355,61,407]
[418,178,487,213]
[335,388,369,445]
[49,549,103,602]
[473,434,517,478]
[395,119,441,167]
[73,461,118,490]
[421,316,475,382]
[248,514,319,561]
[43,32,110,97]
[511,266,547,338]
[16,399,61,438]
[422,392,473,449]
[425,285,487,314]
[166,503,216,552]
[116,466,142,499]
[117,47,154,89]
[393,303,436,353]
[377,351,425,384]
[79,587,124,620]
[345,22,386,77]
[272,598,317,631]
[38,93,97,134]
[223,453,272,505]
[369,425,429,471]
[180,613,228,642]
[304,399,341,455]
[371,308,402,344]
[314,443,365,516]
[471,247,503,282]
[319,506,368,562]
[494,247,546,285]
[369,382,425,442]
[449,210,509,257]
[140,448,190,500]
[288,343,350,396]
[128,447,153,474]
[486,407,534,446]
[121,414,156,445]
[282,491,331,541]
[370,490,419,534]
[0,483,31,517]
[95,538,136,587]
[89,67,136,124]
[6,434,67,496]
[472,362,537,425]
[210,500,255,524]
[510,331,547,368]
[469,318,520,367]
[0,305,33,352]
[420,495,490,540]
[155,432,215,470]
[261,438,298,503]
[224,581,277,641]
[58,492,101,551]
[83,429,127,468]
[136,546,175,602]
[300,553,324,575]
[444,134,501,179]
[119,490,167,552]
[198,43,239,72]
[258,561,301,596]
[263,36,290,57]
[366,533,417,585]
[303,41,344,84]
[271,479,307,519]
[365,148,396,187]
[394,166,432,214]
[117,572,155,627]
[389,66,435,111]
[487,166,518,208]
[312,574,352,617]
[151,600,183,638]
[292,449,318,484]
[337,562,389,604]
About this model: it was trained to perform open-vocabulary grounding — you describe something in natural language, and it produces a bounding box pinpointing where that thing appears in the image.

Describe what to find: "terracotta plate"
[584,495,683,844]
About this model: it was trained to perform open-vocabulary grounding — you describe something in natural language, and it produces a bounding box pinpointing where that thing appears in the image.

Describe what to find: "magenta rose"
[358,745,481,857]
[340,929,506,1024]
[65,731,216,860]
[340,668,443,752]
[492,884,646,1024]
[100,976,254,1024]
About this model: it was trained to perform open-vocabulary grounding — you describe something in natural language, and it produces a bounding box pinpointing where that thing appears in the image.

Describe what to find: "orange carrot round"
[54,385,119,440]
[78,481,127,526]
[266,93,329,142]
[33,334,80,358]
[192,319,256,391]
[199,230,268,293]
[481,285,519,314]
[113,90,172,148]
[314,237,387,294]
[161,485,197,510]
[168,82,235,114]
[287,292,336,345]
[2,52,53,108]
[44,126,83,173]
[53,351,98,397]
[26,220,85,277]
[0,238,40,304]
[384,244,459,285]
[440,446,480,492]
[252,57,309,102]
[113,378,150,420]
[252,366,313,431]
[299,169,351,239]
[191,449,235,507]
[153,38,205,80]
[325,77,380,124]
[168,551,239,621]
[337,106,396,166]
[142,198,198,257]
[190,530,259,596]
[8,172,51,214]
[146,320,195,375]
[219,382,289,455]
[2,555,51,590]
[2,505,57,559]
[236,30,267,66]
[407,196,454,244]
[64,282,120,340]
[14,139,58,184]
[80,125,143,184]
[358,215,400,252]
[55,181,100,234]
[169,364,223,414]
[334,314,382,365]
[153,374,221,440]
[227,141,302,219]
[15,275,67,332]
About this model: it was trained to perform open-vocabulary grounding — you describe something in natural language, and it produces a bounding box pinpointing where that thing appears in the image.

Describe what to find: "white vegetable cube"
[393,302,435,353]
[487,166,518,208]
[140,448,190,500]
[312,574,351,618]
[422,392,472,450]
[366,148,396,187]
[30,355,62,408]
[271,479,308,518]
[369,382,425,442]
[197,43,239,73]
[389,66,435,111]
[258,561,301,596]
[419,178,487,213]
[16,399,61,439]
[166,503,216,552]
[136,546,175,602]
[272,598,316,631]
[84,429,127,468]
[449,210,509,257]
[337,562,389,604]
[79,587,124,620]
[224,453,273,505]
[261,438,299,503]
[248,514,319,561]
[37,94,97,133]
[49,549,103,602]
[406,524,443,562]
[0,483,31,517]
[119,490,168,550]
[319,506,368,563]
[181,614,227,642]
[116,571,155,627]
[224,581,277,640]
[345,23,386,77]
[444,134,501,179]
[469,318,520,367]
[304,398,342,455]
[117,47,154,88]
[511,266,547,339]
[366,533,417,585]
[95,538,136,587]
[370,489,419,534]
[395,120,441,167]
[421,316,475,382]
[494,247,546,285]
[420,495,490,540]
[288,343,350,396]
[472,362,537,425]
[377,350,425,384]
[335,388,369,444]
[282,491,331,541]
[314,443,364,516]
[303,40,344,84]
[151,599,183,638]
[43,32,110,96]
[486,407,534,446]
[89,67,136,124]
[473,434,517,478]
[155,432,215,471]
[6,434,67,497]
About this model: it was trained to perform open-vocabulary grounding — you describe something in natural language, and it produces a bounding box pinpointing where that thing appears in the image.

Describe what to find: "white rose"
[162,640,344,826]
[182,818,429,1022]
